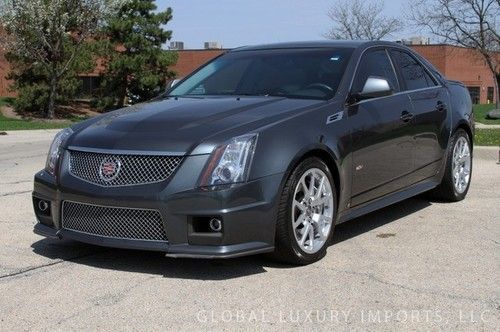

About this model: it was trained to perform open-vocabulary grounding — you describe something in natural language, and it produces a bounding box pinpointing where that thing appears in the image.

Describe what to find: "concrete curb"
[1,129,62,135]
[0,129,61,144]
[476,123,500,129]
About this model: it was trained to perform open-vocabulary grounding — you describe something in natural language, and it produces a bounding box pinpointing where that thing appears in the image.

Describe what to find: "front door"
[348,49,414,206]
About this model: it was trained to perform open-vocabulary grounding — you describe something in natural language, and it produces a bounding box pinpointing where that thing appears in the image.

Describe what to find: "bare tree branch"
[324,0,402,40]
[407,0,500,105]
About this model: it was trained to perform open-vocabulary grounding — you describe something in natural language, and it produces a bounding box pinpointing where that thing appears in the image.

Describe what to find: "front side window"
[390,50,436,91]
[352,49,399,94]
[168,48,354,100]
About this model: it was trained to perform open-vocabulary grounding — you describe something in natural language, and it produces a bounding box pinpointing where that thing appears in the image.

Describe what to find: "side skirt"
[337,178,439,224]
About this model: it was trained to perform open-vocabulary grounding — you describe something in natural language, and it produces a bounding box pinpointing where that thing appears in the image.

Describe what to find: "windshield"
[168,48,354,100]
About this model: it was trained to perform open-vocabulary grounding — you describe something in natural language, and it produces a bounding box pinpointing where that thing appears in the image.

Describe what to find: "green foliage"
[5,40,95,116]
[0,96,14,107]
[473,104,500,125]
[97,0,178,110]
[0,97,91,130]
[475,129,500,146]
[0,0,124,118]
[0,112,74,130]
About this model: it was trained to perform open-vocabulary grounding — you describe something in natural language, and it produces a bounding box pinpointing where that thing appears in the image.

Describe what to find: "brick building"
[169,49,225,80]
[411,45,499,104]
[0,44,498,104]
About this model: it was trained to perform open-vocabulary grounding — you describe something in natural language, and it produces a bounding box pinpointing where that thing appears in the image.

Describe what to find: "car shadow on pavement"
[332,196,431,244]
[31,196,432,280]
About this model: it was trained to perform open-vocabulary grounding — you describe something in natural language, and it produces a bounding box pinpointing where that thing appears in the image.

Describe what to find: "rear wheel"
[273,157,337,265]
[429,129,472,201]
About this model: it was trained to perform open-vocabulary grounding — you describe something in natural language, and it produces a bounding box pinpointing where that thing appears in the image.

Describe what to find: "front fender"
[248,101,352,213]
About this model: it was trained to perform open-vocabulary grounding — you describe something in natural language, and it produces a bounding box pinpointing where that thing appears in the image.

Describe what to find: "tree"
[324,0,402,40]
[408,0,500,106]
[5,41,94,116]
[0,0,125,118]
[98,0,178,110]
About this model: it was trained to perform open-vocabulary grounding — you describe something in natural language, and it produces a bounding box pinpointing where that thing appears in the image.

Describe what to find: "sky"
[157,0,412,49]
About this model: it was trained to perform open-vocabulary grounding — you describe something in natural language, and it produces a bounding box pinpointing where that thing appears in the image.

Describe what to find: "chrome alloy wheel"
[452,136,471,194]
[292,168,334,254]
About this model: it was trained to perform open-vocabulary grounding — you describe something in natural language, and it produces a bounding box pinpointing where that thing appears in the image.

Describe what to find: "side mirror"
[354,76,393,101]
[166,79,181,91]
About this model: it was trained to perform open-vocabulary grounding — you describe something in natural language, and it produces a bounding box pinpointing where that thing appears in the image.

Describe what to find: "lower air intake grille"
[62,201,167,241]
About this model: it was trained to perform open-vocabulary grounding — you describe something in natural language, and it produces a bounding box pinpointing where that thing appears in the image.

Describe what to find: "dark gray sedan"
[33,41,473,264]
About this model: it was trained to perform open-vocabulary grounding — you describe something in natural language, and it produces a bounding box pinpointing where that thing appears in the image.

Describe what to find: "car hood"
[68,96,324,155]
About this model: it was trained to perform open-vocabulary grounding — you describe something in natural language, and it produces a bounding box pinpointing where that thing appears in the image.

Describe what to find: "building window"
[78,76,102,99]
[487,87,494,103]
[467,86,480,104]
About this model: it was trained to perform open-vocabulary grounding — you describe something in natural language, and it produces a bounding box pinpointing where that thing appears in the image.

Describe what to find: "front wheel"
[429,129,472,201]
[273,157,337,265]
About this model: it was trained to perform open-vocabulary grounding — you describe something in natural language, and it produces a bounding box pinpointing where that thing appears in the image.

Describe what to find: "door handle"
[436,101,447,112]
[400,111,414,123]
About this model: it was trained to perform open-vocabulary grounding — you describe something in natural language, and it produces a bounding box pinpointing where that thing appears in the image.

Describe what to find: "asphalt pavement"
[0,130,498,331]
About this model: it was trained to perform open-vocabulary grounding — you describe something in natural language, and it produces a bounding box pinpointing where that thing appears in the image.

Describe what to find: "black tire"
[428,129,472,201]
[272,157,337,265]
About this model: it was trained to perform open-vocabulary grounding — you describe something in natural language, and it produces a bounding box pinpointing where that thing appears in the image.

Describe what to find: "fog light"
[33,197,51,218]
[209,218,222,232]
[38,200,49,212]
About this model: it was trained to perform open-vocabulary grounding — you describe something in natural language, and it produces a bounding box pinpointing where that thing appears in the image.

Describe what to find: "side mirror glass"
[355,76,393,101]
[166,79,181,91]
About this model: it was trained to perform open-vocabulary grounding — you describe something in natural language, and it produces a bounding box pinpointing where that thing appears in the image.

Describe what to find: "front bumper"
[32,153,283,258]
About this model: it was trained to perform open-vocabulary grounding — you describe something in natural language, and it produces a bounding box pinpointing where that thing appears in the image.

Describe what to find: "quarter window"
[390,50,436,91]
[352,50,399,94]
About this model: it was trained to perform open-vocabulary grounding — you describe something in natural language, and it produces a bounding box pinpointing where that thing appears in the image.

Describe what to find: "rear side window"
[352,49,399,93]
[390,50,437,91]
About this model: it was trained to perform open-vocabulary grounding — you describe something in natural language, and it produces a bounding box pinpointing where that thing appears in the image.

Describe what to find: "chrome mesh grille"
[69,150,183,187]
[62,201,167,241]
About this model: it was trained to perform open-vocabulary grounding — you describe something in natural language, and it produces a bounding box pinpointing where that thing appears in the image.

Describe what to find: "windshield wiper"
[265,93,326,100]
[159,94,206,100]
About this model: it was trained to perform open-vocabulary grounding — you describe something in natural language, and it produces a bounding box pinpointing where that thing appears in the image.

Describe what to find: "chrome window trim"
[347,45,443,101]
[350,86,442,106]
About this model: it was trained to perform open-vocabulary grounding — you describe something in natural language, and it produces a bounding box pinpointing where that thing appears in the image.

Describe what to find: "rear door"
[348,48,414,206]
[389,49,449,182]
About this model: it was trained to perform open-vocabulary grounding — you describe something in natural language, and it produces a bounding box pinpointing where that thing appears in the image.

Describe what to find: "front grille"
[69,150,183,187]
[62,201,167,241]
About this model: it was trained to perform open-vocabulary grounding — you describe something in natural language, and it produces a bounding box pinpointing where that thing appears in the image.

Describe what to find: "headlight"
[45,128,73,176]
[199,134,258,187]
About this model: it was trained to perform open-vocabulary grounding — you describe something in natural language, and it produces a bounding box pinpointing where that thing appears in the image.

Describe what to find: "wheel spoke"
[308,225,315,247]
[300,223,310,246]
[293,200,307,212]
[293,213,306,228]
[292,167,335,254]
[311,195,329,207]
[315,176,325,199]
[451,137,471,194]
[302,175,310,195]
[308,174,316,197]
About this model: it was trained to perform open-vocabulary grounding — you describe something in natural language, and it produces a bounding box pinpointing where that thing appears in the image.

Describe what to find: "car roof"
[230,40,402,52]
